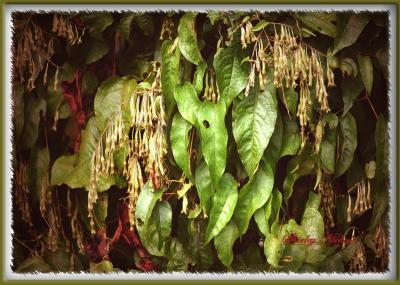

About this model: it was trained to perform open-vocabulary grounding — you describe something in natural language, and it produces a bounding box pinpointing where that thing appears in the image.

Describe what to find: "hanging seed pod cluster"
[272,24,330,144]
[15,159,33,227]
[347,179,372,223]
[52,14,85,45]
[317,172,335,228]
[203,71,220,103]
[13,18,55,91]
[125,63,167,228]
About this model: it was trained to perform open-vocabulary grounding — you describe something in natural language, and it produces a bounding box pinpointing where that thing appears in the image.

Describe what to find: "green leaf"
[13,84,25,142]
[133,13,155,36]
[233,158,274,235]
[178,12,203,65]
[214,33,249,107]
[81,71,99,95]
[264,110,283,166]
[333,14,369,55]
[254,195,273,236]
[341,75,364,116]
[252,20,269,32]
[232,75,277,176]
[21,96,46,149]
[188,219,214,270]
[51,117,120,191]
[357,54,373,95]
[295,12,337,38]
[195,101,228,188]
[320,128,337,174]
[165,238,189,271]
[264,233,282,268]
[214,219,240,267]
[205,173,239,243]
[135,182,164,239]
[335,113,357,177]
[90,260,114,273]
[280,114,301,157]
[81,13,113,36]
[301,192,324,242]
[119,13,134,42]
[195,159,214,215]
[85,38,110,64]
[174,82,201,125]
[171,113,193,179]
[269,188,282,226]
[161,40,181,119]
[145,200,172,253]
[94,77,135,132]
[283,145,315,202]
[279,88,298,117]
[193,61,207,94]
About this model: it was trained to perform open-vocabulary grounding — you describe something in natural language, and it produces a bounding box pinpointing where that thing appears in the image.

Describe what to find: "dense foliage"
[11,11,389,273]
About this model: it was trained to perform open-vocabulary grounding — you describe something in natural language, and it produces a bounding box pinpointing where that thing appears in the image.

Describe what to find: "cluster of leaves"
[12,11,389,273]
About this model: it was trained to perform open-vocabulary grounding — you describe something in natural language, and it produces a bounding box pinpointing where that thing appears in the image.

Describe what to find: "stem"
[364,90,378,120]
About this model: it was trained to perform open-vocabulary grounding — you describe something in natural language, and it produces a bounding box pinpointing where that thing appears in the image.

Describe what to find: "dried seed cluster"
[125,64,167,228]
[15,159,33,227]
[68,190,85,253]
[374,224,388,268]
[88,64,167,232]
[347,179,372,223]
[89,112,126,234]
[349,240,367,272]
[14,19,55,91]
[52,14,84,45]
[203,71,220,103]
[160,16,174,40]
[317,172,335,228]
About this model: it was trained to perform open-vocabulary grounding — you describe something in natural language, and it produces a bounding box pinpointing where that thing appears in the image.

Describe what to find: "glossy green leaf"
[252,20,269,32]
[357,54,373,95]
[178,13,203,65]
[214,33,249,107]
[174,82,201,125]
[171,113,193,179]
[301,192,324,242]
[81,13,113,36]
[335,113,357,177]
[161,40,181,118]
[85,38,110,64]
[119,13,134,42]
[233,158,274,235]
[193,61,207,94]
[133,13,155,36]
[205,173,239,243]
[195,101,227,187]
[280,114,301,157]
[254,195,273,236]
[333,14,369,55]
[232,75,277,176]
[264,110,283,166]
[264,233,282,267]
[135,182,164,239]
[214,219,240,267]
[145,200,172,254]
[195,159,214,215]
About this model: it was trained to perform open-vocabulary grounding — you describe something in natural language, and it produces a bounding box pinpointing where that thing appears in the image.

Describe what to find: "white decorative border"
[3,4,397,281]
